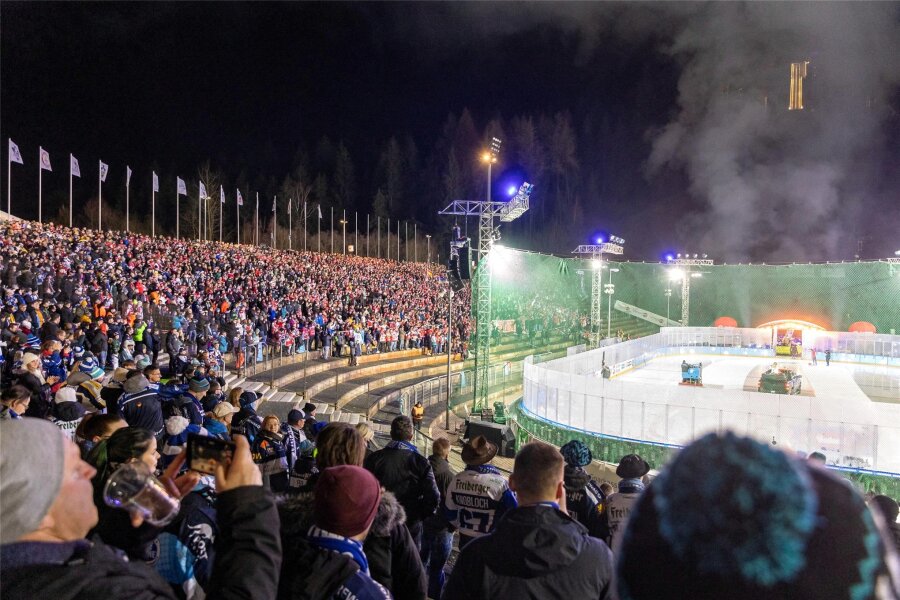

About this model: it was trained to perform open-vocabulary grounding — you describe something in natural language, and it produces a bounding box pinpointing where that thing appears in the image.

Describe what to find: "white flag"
[152,171,159,192]
[272,196,277,213]
[126,166,132,187]
[318,204,323,219]
[40,147,52,171]
[177,177,187,196]
[99,161,108,182]
[220,185,225,204]
[8,139,23,164]
[288,198,292,215]
[199,181,207,199]
[237,189,244,206]
[70,154,81,178]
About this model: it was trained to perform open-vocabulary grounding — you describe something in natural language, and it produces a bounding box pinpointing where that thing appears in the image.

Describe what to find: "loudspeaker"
[458,243,472,280]
[465,420,513,457]
[447,256,465,292]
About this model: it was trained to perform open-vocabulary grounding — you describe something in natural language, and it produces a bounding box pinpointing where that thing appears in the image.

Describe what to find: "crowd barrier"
[524,327,900,474]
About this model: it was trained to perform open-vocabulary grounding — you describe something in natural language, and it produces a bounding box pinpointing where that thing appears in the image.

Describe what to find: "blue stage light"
[507,185,517,197]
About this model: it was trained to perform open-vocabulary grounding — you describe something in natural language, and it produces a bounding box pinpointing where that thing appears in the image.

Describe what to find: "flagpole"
[366,214,370,257]
[303,201,307,252]
[317,204,321,253]
[6,153,10,216]
[255,192,259,246]
[355,211,358,255]
[38,150,42,223]
[198,186,201,242]
[97,161,102,231]
[330,206,334,253]
[126,173,130,233]
[377,216,380,259]
[152,185,156,237]
[236,192,240,244]
[69,156,73,228]
[414,223,417,262]
[219,192,223,243]
[289,199,292,251]
[273,196,278,249]
[405,221,409,262]
[397,220,400,262]
[177,190,180,239]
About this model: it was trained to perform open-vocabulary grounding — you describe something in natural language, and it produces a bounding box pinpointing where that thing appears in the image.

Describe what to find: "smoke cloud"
[378,2,900,261]
[645,3,900,261]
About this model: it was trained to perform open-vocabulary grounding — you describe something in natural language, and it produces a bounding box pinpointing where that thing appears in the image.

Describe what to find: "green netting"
[596,260,900,333]
[480,249,899,336]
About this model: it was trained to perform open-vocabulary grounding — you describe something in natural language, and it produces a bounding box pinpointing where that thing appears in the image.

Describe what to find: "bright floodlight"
[597,236,605,244]
[507,185,517,196]
[669,269,685,281]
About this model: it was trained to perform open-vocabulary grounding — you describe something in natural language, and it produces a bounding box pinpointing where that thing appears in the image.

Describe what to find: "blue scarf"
[618,477,646,494]
[307,525,370,574]
[466,464,501,475]
[386,440,418,453]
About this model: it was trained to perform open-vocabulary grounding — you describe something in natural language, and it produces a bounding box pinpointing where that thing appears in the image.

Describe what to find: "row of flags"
[11,138,331,218]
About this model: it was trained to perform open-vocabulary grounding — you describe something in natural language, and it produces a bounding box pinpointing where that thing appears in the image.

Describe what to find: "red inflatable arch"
[714,316,738,328]
[848,321,876,333]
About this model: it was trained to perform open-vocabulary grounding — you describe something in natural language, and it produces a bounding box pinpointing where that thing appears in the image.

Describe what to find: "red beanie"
[314,465,382,538]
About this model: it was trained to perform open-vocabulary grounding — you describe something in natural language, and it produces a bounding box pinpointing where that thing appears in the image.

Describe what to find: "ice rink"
[613,354,900,472]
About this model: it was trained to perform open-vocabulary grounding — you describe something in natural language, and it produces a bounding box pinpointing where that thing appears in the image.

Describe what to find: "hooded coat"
[278,488,426,600]
[563,464,608,540]
[443,504,614,600]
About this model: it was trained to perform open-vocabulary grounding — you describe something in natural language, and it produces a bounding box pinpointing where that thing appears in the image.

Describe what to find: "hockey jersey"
[445,464,517,540]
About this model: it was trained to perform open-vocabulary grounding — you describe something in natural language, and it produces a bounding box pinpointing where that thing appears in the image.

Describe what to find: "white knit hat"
[0,418,66,543]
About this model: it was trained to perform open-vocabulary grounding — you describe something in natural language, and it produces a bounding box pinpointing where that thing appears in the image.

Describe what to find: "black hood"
[564,465,592,492]
[493,505,590,574]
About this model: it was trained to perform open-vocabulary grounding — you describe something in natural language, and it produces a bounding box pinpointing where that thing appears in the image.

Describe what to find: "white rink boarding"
[522,328,900,475]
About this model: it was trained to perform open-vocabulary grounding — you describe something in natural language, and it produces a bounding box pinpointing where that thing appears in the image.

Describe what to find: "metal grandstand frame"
[439,182,533,412]
[572,241,625,348]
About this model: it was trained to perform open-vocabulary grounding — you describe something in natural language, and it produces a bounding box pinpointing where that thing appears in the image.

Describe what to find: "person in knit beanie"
[560,439,607,540]
[276,465,390,599]
[617,431,900,600]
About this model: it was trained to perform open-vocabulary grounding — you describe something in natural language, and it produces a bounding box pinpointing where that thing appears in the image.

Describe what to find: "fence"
[524,327,900,475]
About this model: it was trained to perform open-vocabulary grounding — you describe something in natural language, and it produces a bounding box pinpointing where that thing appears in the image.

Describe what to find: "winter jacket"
[100,381,126,417]
[279,489,425,600]
[15,369,53,419]
[598,478,645,553]
[119,380,165,437]
[443,504,614,600]
[425,455,456,532]
[2,486,281,600]
[563,465,607,540]
[155,485,218,597]
[163,393,204,427]
[364,444,440,526]
[233,407,262,444]
[251,429,289,492]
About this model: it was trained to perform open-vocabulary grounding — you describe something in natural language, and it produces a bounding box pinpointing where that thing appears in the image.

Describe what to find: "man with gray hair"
[0,417,282,598]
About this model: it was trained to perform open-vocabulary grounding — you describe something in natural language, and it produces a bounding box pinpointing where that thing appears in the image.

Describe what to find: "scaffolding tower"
[573,242,625,347]
[439,182,532,412]
[667,256,714,326]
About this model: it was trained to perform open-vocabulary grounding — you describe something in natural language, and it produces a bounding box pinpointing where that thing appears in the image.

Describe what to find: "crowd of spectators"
[1,218,898,599]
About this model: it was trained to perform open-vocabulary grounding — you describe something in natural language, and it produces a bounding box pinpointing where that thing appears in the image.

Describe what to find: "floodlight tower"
[439,140,534,413]
[573,237,625,347]
[666,254,714,326]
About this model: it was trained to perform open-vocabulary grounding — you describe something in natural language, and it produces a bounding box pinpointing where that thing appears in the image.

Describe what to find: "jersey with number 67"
[445,465,517,538]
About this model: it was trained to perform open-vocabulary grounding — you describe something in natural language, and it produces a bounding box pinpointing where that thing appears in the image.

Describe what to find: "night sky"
[2,2,899,262]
